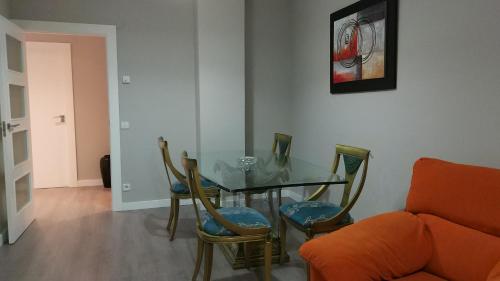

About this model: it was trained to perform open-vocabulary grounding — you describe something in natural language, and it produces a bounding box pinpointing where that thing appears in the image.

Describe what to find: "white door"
[0,17,34,244]
[26,42,77,189]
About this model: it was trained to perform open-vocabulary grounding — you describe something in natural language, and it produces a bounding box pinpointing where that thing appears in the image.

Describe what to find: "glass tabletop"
[196,150,346,193]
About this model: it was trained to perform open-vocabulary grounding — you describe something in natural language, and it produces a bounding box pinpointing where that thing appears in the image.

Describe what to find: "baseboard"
[77,179,103,187]
[119,198,195,211]
[118,191,303,212]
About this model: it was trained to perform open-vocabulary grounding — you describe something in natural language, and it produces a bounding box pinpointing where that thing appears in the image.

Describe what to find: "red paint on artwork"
[333,71,356,83]
[333,28,359,62]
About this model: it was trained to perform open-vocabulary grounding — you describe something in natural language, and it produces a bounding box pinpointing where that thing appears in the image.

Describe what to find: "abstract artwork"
[330,0,398,94]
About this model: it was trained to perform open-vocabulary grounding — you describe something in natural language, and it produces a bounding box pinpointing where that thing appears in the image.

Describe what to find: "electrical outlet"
[122,75,131,84]
[120,121,130,130]
[122,183,132,192]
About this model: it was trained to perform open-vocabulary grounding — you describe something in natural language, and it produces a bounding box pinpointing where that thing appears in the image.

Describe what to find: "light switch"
[120,121,130,129]
[122,75,131,84]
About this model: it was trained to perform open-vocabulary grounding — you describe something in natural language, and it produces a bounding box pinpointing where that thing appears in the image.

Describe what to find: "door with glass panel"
[0,17,34,244]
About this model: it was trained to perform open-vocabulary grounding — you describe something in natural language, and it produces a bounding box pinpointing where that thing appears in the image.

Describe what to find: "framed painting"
[330,0,398,94]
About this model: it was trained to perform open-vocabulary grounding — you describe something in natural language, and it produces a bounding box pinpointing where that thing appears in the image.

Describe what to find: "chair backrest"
[158,137,188,190]
[406,158,500,236]
[182,157,269,236]
[272,133,292,157]
[307,144,370,230]
[334,145,370,208]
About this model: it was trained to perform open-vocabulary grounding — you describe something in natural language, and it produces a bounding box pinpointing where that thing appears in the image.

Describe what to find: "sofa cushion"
[308,267,447,281]
[300,212,432,281]
[394,271,446,281]
[406,158,500,236]
[488,261,500,281]
[309,266,327,281]
[419,214,500,281]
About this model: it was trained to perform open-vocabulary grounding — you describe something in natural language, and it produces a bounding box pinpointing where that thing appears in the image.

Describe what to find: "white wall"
[10,0,262,205]
[11,0,199,203]
[196,0,246,153]
[245,0,293,152]
[289,0,500,220]
[11,0,499,216]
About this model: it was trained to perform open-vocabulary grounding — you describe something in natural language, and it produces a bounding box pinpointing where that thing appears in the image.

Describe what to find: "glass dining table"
[193,150,347,268]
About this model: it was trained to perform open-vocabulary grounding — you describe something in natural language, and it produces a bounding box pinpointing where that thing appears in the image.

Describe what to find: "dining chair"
[245,133,292,208]
[158,137,220,241]
[182,157,273,281]
[272,133,292,158]
[278,144,370,270]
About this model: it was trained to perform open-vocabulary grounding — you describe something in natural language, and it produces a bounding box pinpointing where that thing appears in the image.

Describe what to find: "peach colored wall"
[26,33,110,181]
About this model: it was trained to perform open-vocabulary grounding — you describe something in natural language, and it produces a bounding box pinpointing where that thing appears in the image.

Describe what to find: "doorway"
[13,21,122,213]
[25,33,110,190]
[0,19,121,245]
[26,41,78,189]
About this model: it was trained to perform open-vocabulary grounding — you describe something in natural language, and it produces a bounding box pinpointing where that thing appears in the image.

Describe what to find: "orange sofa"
[300,158,500,281]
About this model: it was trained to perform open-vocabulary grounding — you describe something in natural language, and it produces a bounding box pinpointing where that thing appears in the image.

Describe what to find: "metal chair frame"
[158,137,220,241]
[278,144,370,280]
[183,158,273,281]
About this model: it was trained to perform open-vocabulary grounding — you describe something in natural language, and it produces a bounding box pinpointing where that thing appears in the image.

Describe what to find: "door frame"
[26,41,78,189]
[14,20,123,211]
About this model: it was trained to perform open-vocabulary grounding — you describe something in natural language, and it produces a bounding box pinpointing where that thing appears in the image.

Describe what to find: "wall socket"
[122,183,132,192]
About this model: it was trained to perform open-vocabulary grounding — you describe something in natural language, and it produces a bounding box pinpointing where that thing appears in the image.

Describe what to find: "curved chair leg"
[169,198,180,241]
[306,263,311,281]
[245,193,252,207]
[215,193,221,208]
[305,232,314,242]
[192,237,204,281]
[264,238,272,281]
[267,190,274,213]
[277,189,282,206]
[203,243,213,281]
[279,217,287,264]
[243,242,251,269]
[166,196,175,231]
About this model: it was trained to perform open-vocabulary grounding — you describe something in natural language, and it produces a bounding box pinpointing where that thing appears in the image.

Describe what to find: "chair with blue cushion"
[182,157,273,281]
[158,137,220,241]
[279,144,370,263]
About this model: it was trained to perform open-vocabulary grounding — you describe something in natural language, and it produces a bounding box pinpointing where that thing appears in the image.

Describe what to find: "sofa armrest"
[300,211,432,281]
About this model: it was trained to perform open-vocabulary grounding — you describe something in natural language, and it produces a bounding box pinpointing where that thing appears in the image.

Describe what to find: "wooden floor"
[0,187,308,281]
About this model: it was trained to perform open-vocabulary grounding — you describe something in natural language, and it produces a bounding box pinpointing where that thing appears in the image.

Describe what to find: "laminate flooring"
[0,187,308,281]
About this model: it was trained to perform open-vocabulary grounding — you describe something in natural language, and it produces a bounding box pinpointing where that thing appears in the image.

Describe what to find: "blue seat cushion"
[200,207,271,236]
[171,177,216,194]
[279,201,352,227]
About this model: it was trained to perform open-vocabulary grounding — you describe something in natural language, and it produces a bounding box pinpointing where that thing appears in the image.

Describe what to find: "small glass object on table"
[238,156,257,171]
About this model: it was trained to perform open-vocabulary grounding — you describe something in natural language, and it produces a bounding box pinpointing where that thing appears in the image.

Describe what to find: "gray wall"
[0,0,9,18]
[11,0,499,216]
[10,0,290,204]
[245,0,292,151]
[11,0,199,202]
[289,0,500,219]
[197,0,246,153]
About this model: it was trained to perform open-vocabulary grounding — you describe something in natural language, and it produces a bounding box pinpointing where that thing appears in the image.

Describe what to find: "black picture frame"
[330,0,398,94]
